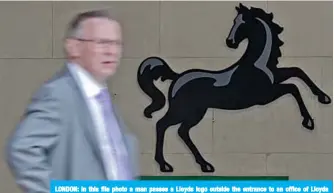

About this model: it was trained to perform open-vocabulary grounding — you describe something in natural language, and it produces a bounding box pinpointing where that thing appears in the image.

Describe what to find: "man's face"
[68,18,123,81]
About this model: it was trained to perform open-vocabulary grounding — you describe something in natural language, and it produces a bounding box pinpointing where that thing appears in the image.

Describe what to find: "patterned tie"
[95,88,132,180]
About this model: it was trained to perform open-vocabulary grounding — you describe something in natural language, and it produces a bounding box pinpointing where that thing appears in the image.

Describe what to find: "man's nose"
[104,45,119,55]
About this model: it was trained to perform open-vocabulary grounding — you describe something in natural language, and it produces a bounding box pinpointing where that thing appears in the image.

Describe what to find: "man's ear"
[65,38,80,58]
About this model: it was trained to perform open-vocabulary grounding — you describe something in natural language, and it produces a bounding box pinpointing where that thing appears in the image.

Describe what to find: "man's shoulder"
[32,66,75,102]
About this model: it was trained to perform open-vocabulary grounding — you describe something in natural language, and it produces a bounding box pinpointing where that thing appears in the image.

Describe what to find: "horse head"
[226,3,255,49]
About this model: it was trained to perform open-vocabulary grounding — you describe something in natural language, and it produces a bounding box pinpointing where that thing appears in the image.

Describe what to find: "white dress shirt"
[67,63,119,180]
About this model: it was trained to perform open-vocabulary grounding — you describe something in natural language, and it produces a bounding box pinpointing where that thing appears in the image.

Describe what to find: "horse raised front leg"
[177,119,214,173]
[274,67,331,104]
[264,83,314,130]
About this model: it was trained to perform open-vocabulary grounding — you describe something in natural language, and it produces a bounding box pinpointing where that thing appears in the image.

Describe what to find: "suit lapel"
[110,98,131,149]
[64,65,108,179]
[110,95,139,176]
[110,97,127,134]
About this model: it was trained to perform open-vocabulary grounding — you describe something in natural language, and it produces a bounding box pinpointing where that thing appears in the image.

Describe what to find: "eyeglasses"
[75,38,123,47]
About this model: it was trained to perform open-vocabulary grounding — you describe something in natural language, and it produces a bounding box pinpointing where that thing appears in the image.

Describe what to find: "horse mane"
[248,6,285,68]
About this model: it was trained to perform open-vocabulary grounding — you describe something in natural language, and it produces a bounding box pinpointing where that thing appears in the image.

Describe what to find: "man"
[5,10,139,193]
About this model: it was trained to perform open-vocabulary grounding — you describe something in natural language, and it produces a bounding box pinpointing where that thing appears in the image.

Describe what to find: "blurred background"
[0,1,332,192]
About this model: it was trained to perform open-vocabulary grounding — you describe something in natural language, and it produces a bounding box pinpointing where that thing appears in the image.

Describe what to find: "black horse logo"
[137,3,332,173]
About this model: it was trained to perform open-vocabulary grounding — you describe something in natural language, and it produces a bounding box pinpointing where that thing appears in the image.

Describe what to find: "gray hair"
[65,9,114,39]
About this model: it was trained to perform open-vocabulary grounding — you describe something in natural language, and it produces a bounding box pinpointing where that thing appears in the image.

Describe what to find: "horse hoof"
[159,162,174,172]
[200,162,215,173]
[318,94,331,104]
[302,117,314,130]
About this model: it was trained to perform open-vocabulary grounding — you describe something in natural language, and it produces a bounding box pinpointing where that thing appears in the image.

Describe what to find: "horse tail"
[137,56,179,118]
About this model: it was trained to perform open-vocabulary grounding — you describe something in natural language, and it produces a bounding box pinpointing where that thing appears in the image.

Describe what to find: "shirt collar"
[67,62,106,98]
